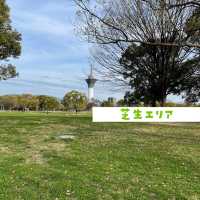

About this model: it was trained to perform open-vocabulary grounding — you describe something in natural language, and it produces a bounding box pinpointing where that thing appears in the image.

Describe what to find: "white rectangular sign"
[93,107,200,122]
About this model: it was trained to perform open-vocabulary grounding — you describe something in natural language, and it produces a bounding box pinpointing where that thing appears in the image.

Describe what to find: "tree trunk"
[151,100,157,107]
[160,96,167,107]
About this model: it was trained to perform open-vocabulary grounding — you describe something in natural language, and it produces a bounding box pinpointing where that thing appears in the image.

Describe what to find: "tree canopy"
[75,0,200,105]
[0,94,61,111]
[0,0,21,80]
[63,90,87,112]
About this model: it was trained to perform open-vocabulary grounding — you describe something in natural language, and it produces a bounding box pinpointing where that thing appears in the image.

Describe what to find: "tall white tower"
[85,65,97,102]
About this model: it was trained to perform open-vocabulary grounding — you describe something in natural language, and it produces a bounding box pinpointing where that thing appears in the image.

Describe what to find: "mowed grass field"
[0,112,200,200]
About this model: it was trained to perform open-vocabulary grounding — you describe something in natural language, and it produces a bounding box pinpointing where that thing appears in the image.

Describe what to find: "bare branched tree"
[167,0,200,8]
[74,0,200,104]
[75,0,198,47]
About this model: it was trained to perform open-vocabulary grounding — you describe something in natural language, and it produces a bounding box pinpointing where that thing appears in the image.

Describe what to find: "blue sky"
[0,0,122,100]
[0,0,181,102]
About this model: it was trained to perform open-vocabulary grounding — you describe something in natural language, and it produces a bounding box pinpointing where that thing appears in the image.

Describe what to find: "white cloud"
[13,12,73,37]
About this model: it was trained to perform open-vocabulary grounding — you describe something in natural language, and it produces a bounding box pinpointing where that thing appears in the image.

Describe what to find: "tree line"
[0,92,116,112]
[0,94,62,112]
[0,91,90,112]
[0,91,113,112]
[0,91,198,112]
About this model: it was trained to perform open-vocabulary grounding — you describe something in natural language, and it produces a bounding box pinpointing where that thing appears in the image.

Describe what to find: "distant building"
[108,97,117,106]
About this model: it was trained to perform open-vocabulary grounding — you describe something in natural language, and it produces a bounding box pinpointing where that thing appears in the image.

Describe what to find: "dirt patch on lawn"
[24,134,69,164]
[25,150,45,164]
[0,146,12,154]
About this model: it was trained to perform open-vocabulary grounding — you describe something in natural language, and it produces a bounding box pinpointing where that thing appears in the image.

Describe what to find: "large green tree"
[0,0,21,80]
[63,91,87,112]
[120,43,200,106]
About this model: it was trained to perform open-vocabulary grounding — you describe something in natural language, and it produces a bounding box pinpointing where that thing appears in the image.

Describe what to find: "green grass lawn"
[0,112,199,200]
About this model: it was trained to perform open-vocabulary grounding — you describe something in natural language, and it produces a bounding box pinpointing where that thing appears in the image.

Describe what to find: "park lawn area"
[0,112,199,200]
